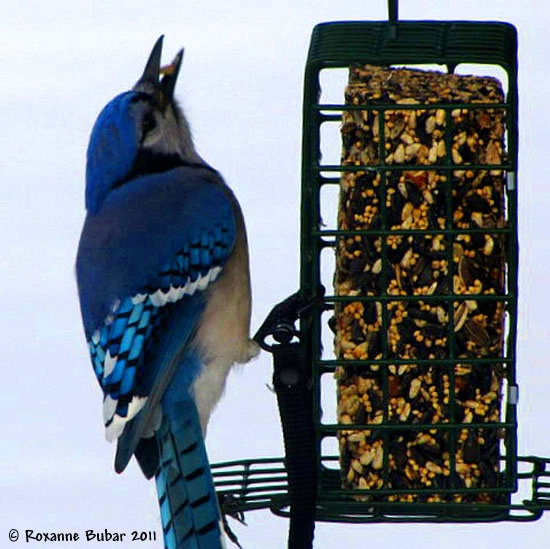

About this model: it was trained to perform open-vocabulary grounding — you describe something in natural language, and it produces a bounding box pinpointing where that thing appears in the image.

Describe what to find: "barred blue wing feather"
[113,295,205,476]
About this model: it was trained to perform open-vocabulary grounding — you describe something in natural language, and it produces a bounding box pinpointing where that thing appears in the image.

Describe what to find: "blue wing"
[76,165,236,470]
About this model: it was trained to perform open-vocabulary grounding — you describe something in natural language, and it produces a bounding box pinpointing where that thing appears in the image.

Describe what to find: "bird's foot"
[218,493,246,548]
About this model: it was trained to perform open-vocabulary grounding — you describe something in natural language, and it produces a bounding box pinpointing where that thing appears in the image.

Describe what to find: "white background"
[2,1,549,547]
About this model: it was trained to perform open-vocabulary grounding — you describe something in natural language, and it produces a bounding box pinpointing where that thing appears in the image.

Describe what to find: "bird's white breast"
[191,229,259,433]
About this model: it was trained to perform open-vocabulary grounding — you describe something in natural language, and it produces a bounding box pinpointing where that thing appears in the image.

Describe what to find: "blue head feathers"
[84,36,186,214]
[85,92,141,213]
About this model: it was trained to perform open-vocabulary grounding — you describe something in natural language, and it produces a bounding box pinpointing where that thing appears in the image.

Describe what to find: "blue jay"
[76,36,259,548]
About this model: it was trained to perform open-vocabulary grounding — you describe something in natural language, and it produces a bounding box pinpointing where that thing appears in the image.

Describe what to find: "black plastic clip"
[253,289,324,548]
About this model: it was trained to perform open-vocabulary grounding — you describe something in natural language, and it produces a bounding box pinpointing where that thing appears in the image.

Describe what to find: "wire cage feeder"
[212,2,550,541]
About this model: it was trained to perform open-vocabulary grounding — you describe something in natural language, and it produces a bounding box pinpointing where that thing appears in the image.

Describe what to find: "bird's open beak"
[134,35,184,107]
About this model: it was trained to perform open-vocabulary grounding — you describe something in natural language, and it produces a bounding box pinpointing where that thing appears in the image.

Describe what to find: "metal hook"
[388,0,399,39]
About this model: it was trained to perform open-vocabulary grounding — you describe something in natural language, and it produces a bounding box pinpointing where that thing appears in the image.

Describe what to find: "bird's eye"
[142,111,157,135]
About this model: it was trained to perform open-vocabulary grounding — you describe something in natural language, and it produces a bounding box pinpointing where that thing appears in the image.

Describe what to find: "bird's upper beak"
[134,35,183,108]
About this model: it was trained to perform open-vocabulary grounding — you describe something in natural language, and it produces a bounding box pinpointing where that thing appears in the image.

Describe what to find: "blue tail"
[155,400,223,549]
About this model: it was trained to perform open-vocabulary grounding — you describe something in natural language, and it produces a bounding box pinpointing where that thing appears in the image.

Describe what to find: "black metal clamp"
[253,290,323,549]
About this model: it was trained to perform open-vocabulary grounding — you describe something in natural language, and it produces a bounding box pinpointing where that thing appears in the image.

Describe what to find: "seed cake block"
[335,64,508,503]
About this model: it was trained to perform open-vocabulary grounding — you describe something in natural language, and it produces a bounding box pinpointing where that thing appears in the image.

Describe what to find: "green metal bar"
[318,422,514,432]
[378,105,391,489]
[318,102,511,112]
[317,359,514,373]
[316,227,513,236]
[323,294,512,303]
[319,174,508,185]
[300,55,327,539]
[442,105,460,489]
[321,486,514,496]
[388,0,398,25]
[316,164,514,172]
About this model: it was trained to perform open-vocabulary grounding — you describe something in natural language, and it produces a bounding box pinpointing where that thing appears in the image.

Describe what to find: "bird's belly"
[190,249,258,432]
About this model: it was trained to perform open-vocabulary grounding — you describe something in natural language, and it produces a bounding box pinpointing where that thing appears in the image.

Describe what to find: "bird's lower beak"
[159,49,183,103]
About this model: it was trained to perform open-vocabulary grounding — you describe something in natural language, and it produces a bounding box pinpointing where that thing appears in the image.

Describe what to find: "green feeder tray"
[212,2,550,540]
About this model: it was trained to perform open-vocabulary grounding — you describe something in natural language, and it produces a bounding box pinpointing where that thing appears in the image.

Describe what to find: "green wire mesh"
[212,19,550,523]
[300,20,520,522]
[212,456,550,522]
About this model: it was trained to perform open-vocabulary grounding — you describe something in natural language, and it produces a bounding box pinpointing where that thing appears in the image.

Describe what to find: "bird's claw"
[218,494,246,548]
